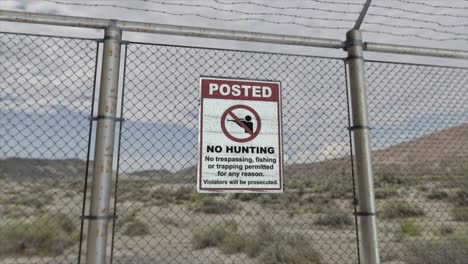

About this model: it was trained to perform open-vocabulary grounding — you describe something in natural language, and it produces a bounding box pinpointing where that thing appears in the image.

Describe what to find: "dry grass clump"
[194,197,238,214]
[453,190,468,206]
[0,213,76,256]
[426,189,448,200]
[259,233,323,264]
[400,221,421,237]
[123,220,150,237]
[192,221,323,263]
[192,220,238,249]
[375,188,398,200]
[381,202,425,219]
[404,237,468,264]
[0,190,53,209]
[314,209,353,228]
[452,206,468,222]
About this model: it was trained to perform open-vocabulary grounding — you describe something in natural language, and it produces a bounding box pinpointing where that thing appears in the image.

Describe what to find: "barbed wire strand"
[389,0,468,10]
[211,0,364,9]
[362,29,468,41]
[364,21,466,37]
[74,0,358,23]
[41,0,350,30]
[366,13,468,28]
[371,3,468,19]
[41,0,468,42]
[78,0,363,14]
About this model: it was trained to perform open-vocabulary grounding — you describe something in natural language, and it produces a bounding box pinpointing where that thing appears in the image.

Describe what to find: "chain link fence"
[1,31,467,264]
[0,32,98,263]
[366,61,468,263]
[111,43,359,264]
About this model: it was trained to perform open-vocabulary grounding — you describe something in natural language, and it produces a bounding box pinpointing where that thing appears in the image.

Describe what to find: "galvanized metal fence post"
[345,29,380,264]
[85,23,122,264]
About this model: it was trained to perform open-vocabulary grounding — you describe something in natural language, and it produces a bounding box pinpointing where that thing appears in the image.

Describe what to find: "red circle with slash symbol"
[221,105,261,143]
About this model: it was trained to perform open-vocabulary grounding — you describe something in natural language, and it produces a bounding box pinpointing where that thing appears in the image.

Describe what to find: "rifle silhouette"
[228,119,245,123]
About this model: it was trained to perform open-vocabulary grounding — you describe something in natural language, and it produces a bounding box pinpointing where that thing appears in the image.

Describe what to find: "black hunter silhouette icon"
[228,115,254,133]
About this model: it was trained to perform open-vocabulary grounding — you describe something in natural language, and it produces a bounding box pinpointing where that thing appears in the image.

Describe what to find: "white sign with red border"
[197,77,283,193]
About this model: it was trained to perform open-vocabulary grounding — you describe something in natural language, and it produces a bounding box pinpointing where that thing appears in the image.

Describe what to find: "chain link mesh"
[0,32,98,263]
[366,61,468,263]
[112,43,358,264]
[2,30,467,264]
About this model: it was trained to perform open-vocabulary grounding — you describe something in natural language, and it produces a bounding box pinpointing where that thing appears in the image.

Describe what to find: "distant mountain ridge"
[1,123,466,181]
[0,158,91,181]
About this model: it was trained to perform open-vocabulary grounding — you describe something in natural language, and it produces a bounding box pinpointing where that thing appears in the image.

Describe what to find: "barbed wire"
[371,3,468,19]
[76,0,358,23]
[364,22,465,37]
[366,13,468,28]
[389,0,468,10]
[40,0,468,43]
[211,0,364,9]
[41,0,350,30]
[362,29,468,41]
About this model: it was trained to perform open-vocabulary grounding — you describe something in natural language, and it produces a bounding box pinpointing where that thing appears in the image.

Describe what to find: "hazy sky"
[0,0,467,66]
[1,0,467,172]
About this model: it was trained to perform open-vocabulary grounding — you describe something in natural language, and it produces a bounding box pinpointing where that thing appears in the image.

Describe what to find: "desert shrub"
[286,179,303,190]
[123,220,150,237]
[454,190,468,206]
[400,221,421,237]
[452,206,468,222]
[172,186,195,203]
[260,233,323,264]
[116,208,140,229]
[427,190,448,200]
[192,220,238,249]
[194,198,237,214]
[381,203,425,219]
[220,233,256,255]
[0,213,76,256]
[0,192,54,209]
[380,172,404,185]
[231,193,261,202]
[149,188,175,206]
[375,188,398,199]
[315,209,352,227]
[193,221,323,263]
[439,225,455,235]
[157,216,180,227]
[404,237,468,264]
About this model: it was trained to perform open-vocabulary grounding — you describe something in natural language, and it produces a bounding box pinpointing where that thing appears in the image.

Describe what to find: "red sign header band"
[201,79,279,101]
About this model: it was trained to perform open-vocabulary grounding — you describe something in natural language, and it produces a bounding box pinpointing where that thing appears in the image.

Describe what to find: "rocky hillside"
[2,123,466,182]
[0,158,91,181]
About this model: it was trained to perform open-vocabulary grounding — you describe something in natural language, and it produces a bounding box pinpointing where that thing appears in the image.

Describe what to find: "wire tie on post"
[353,212,376,216]
[81,215,117,220]
[88,115,125,122]
[347,125,372,131]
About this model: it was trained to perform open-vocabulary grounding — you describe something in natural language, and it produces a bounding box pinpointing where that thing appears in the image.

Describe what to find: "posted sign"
[197,77,283,193]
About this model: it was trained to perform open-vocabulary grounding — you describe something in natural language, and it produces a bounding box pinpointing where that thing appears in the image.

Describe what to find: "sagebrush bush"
[404,237,468,264]
[315,209,353,227]
[0,213,76,256]
[454,190,468,206]
[260,233,323,264]
[123,220,150,237]
[381,203,425,219]
[452,206,468,222]
[192,221,323,263]
[426,190,448,200]
[375,188,398,199]
[192,220,238,249]
[400,221,421,237]
[194,198,237,214]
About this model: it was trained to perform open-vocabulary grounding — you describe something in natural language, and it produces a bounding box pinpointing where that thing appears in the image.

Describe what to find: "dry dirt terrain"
[0,124,467,264]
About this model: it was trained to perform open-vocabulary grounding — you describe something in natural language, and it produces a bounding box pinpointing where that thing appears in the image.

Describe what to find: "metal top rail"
[1,9,467,59]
